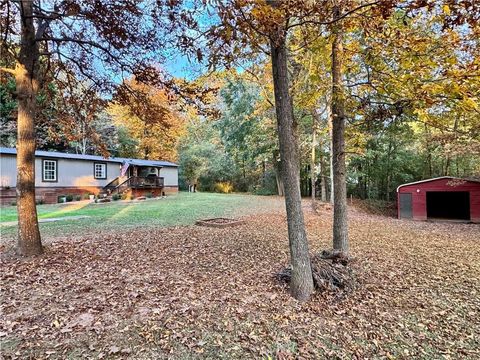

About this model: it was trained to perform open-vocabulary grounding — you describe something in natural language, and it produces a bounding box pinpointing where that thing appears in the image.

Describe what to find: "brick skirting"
[1,186,179,205]
[125,186,178,199]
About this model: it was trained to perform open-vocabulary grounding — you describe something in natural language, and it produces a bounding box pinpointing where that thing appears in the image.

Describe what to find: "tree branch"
[287,1,381,30]
[38,37,117,60]
[0,67,16,75]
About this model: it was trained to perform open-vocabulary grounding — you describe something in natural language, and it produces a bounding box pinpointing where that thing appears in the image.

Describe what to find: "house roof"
[0,147,178,168]
[396,176,480,192]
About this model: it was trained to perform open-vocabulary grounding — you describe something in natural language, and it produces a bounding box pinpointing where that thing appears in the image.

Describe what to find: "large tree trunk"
[331,6,348,254]
[15,0,43,256]
[269,15,314,301]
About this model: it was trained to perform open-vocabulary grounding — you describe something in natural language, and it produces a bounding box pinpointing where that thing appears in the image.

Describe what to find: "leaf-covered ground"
[1,197,479,359]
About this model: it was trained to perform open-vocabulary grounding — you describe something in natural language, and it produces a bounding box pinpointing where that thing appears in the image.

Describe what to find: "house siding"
[0,154,16,187]
[36,158,120,188]
[160,167,178,187]
[1,154,120,188]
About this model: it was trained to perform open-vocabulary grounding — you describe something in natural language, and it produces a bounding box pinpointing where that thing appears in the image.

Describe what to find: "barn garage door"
[426,191,470,220]
[399,193,412,219]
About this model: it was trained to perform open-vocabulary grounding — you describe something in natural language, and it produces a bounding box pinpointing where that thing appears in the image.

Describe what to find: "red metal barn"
[397,177,480,223]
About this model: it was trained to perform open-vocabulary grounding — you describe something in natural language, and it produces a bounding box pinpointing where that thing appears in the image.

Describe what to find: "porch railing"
[129,176,164,188]
[106,176,165,194]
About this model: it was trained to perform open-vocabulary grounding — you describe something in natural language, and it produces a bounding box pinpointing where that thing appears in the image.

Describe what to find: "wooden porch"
[103,164,165,196]
[104,176,164,194]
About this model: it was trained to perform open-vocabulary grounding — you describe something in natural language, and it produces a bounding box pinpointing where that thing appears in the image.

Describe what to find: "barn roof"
[0,147,178,168]
[396,176,480,192]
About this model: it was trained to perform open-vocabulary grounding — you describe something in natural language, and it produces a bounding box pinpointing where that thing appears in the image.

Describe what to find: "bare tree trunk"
[81,122,87,155]
[274,151,285,196]
[15,0,42,256]
[318,140,327,202]
[275,170,285,196]
[423,123,433,178]
[269,14,314,301]
[327,99,334,205]
[320,164,327,202]
[311,115,317,204]
[331,6,348,254]
[445,117,459,176]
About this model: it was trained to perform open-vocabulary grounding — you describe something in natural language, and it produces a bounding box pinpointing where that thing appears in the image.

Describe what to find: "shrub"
[112,194,121,201]
[36,199,45,205]
[83,193,91,200]
[121,193,128,200]
[145,192,153,198]
[57,195,66,203]
[66,194,74,202]
[75,195,81,201]
[214,182,234,193]
[10,201,16,206]
[129,195,135,200]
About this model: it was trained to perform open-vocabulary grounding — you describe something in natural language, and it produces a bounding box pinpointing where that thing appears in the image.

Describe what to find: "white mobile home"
[0,147,178,204]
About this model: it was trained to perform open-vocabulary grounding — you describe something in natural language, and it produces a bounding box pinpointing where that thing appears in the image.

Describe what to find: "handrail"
[113,176,134,195]
[106,176,164,194]
[115,177,133,189]
[104,176,121,189]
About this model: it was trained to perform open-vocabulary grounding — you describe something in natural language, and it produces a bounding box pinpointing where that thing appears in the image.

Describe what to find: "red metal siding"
[398,178,480,223]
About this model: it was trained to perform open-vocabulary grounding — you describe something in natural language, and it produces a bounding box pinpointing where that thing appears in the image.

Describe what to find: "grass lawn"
[1,195,479,359]
[0,192,281,243]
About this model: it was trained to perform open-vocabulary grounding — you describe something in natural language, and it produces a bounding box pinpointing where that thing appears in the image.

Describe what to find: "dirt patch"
[195,217,245,228]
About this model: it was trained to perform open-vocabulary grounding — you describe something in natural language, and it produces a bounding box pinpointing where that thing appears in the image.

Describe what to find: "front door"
[399,193,413,219]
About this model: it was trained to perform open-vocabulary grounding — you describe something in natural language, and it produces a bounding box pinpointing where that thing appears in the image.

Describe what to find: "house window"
[94,162,107,179]
[42,159,57,182]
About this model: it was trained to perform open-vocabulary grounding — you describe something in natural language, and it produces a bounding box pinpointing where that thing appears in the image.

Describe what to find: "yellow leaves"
[251,1,283,25]
[51,318,61,329]
[459,97,479,112]
[108,77,186,161]
[443,5,451,16]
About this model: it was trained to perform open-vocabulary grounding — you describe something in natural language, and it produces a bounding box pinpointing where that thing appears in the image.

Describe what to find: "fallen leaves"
[0,198,479,359]
[64,313,94,330]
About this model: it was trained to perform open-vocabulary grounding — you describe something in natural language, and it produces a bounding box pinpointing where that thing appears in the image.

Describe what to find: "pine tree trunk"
[445,117,459,176]
[275,170,285,196]
[311,120,316,204]
[331,6,348,254]
[327,99,334,205]
[320,163,327,202]
[269,16,314,301]
[15,0,43,256]
[274,151,285,196]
